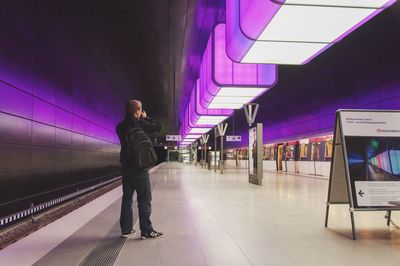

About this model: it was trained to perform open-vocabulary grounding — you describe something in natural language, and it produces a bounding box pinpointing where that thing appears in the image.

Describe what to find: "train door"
[325,139,333,161]
[311,142,323,175]
[282,144,287,172]
[276,144,284,171]
[311,142,321,161]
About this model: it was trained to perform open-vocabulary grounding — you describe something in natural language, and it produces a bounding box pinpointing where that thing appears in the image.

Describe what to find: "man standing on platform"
[116,99,163,239]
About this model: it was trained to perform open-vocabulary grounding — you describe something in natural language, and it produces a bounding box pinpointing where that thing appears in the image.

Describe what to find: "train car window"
[300,143,308,160]
[325,140,333,160]
[263,146,268,160]
[285,145,294,160]
[312,142,321,161]
[263,145,274,160]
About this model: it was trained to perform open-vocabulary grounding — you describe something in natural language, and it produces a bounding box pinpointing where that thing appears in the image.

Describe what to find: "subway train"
[226,134,333,178]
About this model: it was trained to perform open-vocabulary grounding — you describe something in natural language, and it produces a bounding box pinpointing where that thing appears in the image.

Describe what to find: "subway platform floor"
[1,162,400,266]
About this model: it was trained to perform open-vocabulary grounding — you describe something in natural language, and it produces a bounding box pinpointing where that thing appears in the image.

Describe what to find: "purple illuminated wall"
[0,2,123,217]
[225,3,400,148]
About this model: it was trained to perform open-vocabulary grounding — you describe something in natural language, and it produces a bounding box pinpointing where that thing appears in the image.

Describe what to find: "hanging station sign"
[226,135,242,142]
[166,135,182,141]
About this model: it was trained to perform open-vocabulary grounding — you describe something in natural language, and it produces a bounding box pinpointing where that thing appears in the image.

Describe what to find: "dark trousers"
[120,168,153,234]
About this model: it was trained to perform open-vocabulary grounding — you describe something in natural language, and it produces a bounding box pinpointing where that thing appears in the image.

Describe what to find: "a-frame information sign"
[325,109,400,239]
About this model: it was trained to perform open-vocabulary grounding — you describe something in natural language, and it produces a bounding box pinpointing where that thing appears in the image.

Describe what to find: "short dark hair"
[125,99,142,115]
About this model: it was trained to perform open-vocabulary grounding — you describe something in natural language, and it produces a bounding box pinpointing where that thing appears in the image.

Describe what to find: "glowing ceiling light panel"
[226,0,397,65]
[196,115,228,125]
[187,127,211,134]
[198,23,277,110]
[180,108,213,139]
[178,92,222,142]
[189,81,232,127]
[183,134,202,139]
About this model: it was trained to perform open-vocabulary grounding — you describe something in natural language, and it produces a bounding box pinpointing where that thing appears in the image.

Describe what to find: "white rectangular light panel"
[182,136,198,141]
[284,0,393,8]
[242,41,326,65]
[189,128,211,134]
[208,102,244,109]
[185,134,202,138]
[206,87,268,110]
[211,96,254,104]
[196,116,227,125]
[258,5,375,43]
[217,87,266,97]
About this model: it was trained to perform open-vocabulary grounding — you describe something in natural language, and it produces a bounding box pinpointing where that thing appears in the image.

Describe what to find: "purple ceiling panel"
[183,110,212,136]
[188,80,232,127]
[195,80,232,116]
[179,0,226,126]
[240,0,284,41]
[226,0,397,65]
[226,0,255,63]
[198,23,277,109]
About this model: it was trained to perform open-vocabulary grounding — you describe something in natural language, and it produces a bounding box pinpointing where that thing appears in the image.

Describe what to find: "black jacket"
[116,115,161,166]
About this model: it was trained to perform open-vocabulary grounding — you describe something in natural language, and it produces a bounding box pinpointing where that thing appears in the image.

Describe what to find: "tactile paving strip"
[79,222,127,266]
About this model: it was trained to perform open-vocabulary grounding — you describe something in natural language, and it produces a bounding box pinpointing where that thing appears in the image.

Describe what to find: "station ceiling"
[1,0,399,136]
[69,0,197,133]
[1,0,206,134]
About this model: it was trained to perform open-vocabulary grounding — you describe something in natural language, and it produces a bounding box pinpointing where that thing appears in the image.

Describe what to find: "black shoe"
[122,229,136,238]
[141,230,163,239]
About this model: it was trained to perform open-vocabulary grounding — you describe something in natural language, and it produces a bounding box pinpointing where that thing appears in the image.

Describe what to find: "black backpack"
[125,127,158,169]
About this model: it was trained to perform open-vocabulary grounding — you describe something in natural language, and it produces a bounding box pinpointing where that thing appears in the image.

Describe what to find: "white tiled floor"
[0,185,123,266]
[114,162,400,266]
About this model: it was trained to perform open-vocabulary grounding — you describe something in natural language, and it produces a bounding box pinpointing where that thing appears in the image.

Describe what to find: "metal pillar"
[216,123,228,174]
[200,145,204,168]
[244,104,263,185]
[214,127,217,172]
[200,134,209,168]
[220,133,224,174]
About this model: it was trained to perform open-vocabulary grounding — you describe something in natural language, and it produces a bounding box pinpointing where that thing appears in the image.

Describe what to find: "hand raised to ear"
[141,111,147,118]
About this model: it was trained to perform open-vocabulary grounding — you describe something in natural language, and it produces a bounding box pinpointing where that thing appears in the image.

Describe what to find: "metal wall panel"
[54,149,72,169]
[71,133,85,149]
[0,144,31,173]
[31,147,55,170]
[32,122,56,147]
[0,113,31,144]
[0,67,120,220]
[55,128,72,148]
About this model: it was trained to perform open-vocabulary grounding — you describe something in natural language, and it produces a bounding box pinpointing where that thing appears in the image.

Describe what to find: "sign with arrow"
[355,181,400,207]
[326,110,400,210]
[226,135,242,142]
[325,110,400,239]
[166,135,182,141]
